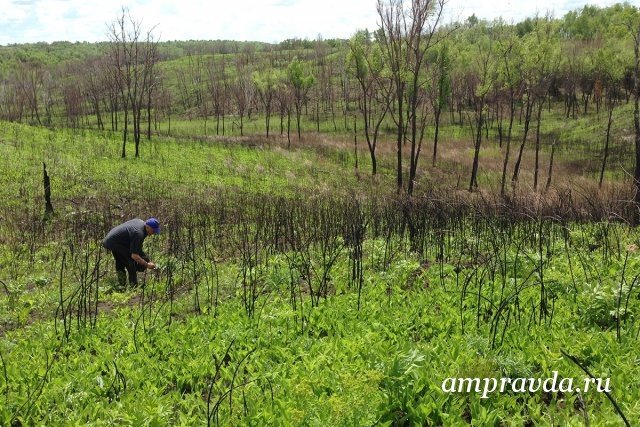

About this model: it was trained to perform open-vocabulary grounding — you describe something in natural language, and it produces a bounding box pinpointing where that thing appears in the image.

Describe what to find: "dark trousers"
[109,244,147,285]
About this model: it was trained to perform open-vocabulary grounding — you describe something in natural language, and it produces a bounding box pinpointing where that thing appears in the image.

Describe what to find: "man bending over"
[103,217,159,288]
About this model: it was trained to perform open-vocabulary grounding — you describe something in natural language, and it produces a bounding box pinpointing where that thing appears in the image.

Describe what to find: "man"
[103,217,159,288]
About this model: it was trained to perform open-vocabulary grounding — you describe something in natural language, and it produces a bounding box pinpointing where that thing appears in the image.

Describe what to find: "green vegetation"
[0,3,637,194]
[1,119,640,425]
[2,1,640,425]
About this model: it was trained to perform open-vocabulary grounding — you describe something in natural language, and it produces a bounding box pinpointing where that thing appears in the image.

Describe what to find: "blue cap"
[145,217,161,234]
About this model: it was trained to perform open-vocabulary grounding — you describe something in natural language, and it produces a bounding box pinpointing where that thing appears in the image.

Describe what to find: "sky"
[0,0,629,45]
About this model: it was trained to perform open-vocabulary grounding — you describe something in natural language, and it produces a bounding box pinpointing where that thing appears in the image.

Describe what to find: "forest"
[1,1,640,425]
[0,2,638,196]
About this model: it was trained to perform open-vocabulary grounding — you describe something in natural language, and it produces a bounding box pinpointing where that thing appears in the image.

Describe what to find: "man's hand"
[132,253,155,270]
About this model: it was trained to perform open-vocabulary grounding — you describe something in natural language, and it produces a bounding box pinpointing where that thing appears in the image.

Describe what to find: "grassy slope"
[1,120,640,425]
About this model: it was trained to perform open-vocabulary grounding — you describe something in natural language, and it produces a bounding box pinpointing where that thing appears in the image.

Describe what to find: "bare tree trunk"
[634,41,640,209]
[287,109,291,149]
[600,105,614,187]
[122,108,128,158]
[630,23,640,216]
[533,97,545,191]
[147,87,152,140]
[512,94,534,186]
[396,93,404,193]
[497,109,503,148]
[135,105,142,157]
[96,100,104,130]
[500,97,515,197]
[432,106,441,166]
[469,106,483,192]
[108,8,158,159]
[295,100,302,140]
[316,98,320,133]
[43,162,54,217]
[353,115,359,170]
[545,140,556,192]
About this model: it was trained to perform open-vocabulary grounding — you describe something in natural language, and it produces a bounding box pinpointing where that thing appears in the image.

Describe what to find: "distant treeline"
[0,38,344,69]
[0,2,639,197]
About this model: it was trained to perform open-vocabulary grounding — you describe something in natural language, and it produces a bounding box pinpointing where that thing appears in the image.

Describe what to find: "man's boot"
[116,270,127,289]
[127,262,139,288]
[128,274,138,288]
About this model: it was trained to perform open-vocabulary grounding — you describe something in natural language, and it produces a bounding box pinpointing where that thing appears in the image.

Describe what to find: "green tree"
[460,22,496,192]
[621,6,640,210]
[511,16,559,191]
[231,59,254,137]
[287,57,315,140]
[348,30,391,175]
[428,41,451,166]
[494,21,523,196]
[593,44,626,187]
[377,0,447,195]
[253,68,282,138]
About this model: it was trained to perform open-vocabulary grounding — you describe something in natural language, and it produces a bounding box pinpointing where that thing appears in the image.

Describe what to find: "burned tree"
[627,9,640,209]
[376,0,447,194]
[348,30,392,175]
[253,67,280,138]
[43,162,54,219]
[287,57,315,140]
[107,8,159,158]
[467,25,496,192]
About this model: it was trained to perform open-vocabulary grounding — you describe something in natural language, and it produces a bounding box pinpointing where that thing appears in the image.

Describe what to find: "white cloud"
[125,0,380,42]
[445,0,624,24]
[0,0,32,25]
[0,0,632,45]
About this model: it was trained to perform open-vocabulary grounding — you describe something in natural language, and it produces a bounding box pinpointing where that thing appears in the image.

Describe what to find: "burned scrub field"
[2,128,640,424]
